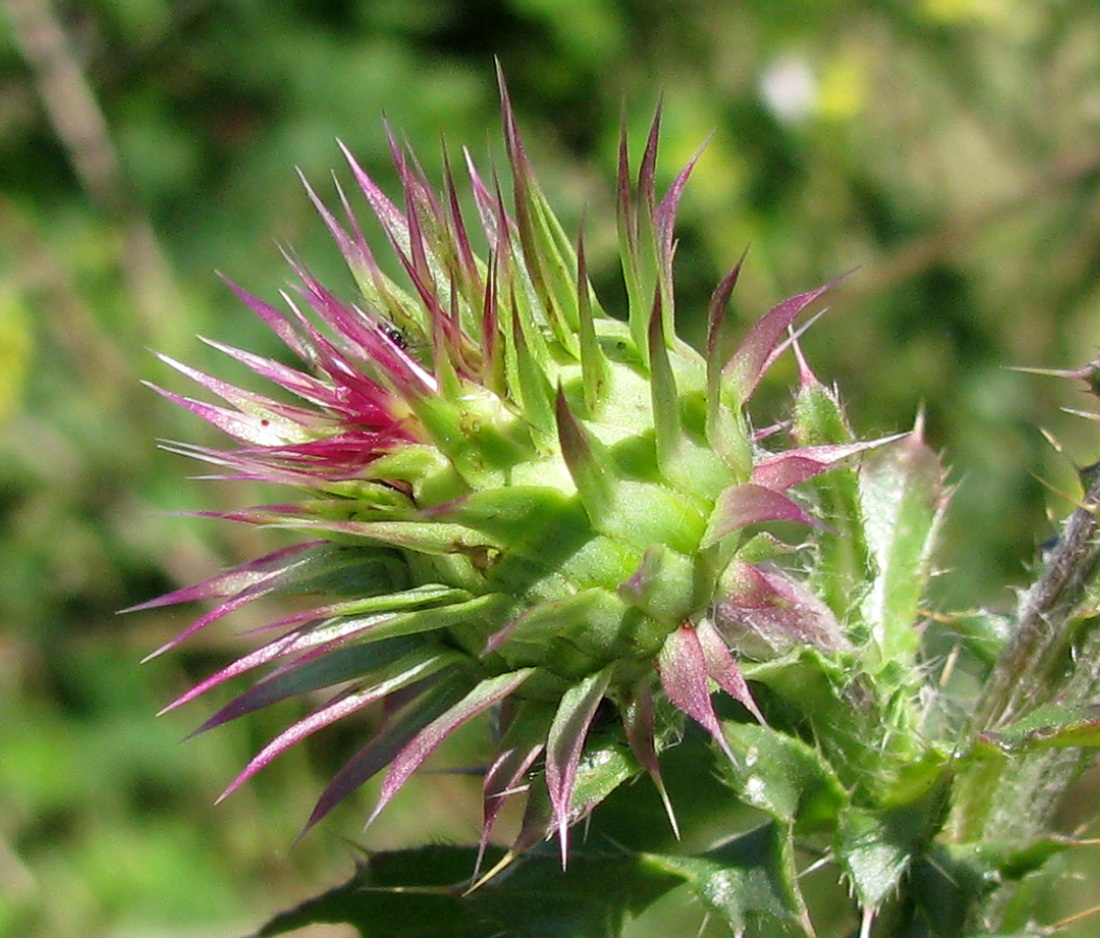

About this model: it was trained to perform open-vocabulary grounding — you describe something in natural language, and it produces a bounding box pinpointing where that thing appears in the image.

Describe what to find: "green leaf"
[901,843,1006,937]
[272,543,413,598]
[492,589,639,677]
[719,722,847,832]
[249,850,495,938]
[834,760,952,911]
[274,517,507,557]
[897,837,1071,938]
[476,848,680,938]
[836,806,912,911]
[646,823,813,936]
[858,426,948,663]
[937,609,1011,669]
[580,731,759,856]
[981,703,1100,753]
[565,734,640,822]
[544,668,615,854]
[744,647,920,797]
[248,843,682,938]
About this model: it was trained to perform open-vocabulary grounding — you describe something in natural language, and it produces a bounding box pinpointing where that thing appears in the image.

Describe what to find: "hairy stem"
[972,461,1100,732]
[948,457,1100,927]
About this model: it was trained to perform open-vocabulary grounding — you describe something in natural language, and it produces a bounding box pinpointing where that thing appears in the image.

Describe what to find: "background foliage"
[3,1,1100,935]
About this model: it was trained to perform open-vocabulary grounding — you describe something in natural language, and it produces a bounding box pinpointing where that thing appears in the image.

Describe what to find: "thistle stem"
[948,460,1100,928]
[971,461,1100,733]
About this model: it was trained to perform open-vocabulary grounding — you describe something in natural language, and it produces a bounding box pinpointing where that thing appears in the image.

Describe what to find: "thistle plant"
[136,78,1100,937]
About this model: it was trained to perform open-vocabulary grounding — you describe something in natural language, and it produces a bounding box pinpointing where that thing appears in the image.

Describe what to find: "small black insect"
[380,320,410,351]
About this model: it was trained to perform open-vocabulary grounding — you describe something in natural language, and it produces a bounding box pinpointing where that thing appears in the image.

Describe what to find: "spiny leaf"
[128,541,316,614]
[859,417,949,662]
[508,302,557,438]
[576,232,610,416]
[478,700,555,872]
[249,843,683,938]
[791,365,875,628]
[834,761,952,912]
[751,436,905,493]
[647,290,681,477]
[715,561,849,659]
[901,837,1073,938]
[718,722,847,831]
[647,823,815,936]
[743,646,908,796]
[263,517,506,558]
[622,680,679,837]
[695,616,765,724]
[507,732,642,864]
[136,542,397,663]
[705,251,753,473]
[497,66,579,352]
[163,594,509,715]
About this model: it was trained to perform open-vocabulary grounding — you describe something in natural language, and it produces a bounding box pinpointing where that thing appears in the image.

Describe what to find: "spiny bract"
[136,78,905,867]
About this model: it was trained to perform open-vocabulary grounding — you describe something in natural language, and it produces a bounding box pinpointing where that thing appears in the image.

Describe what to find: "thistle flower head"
[136,77,902,864]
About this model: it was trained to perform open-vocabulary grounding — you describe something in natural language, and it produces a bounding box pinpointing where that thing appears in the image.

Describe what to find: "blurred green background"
[4,1,1100,936]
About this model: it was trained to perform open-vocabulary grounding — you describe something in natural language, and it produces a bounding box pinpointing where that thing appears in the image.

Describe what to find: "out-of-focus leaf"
[0,290,32,424]
[937,609,1012,668]
[980,703,1100,753]
[990,842,1073,937]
